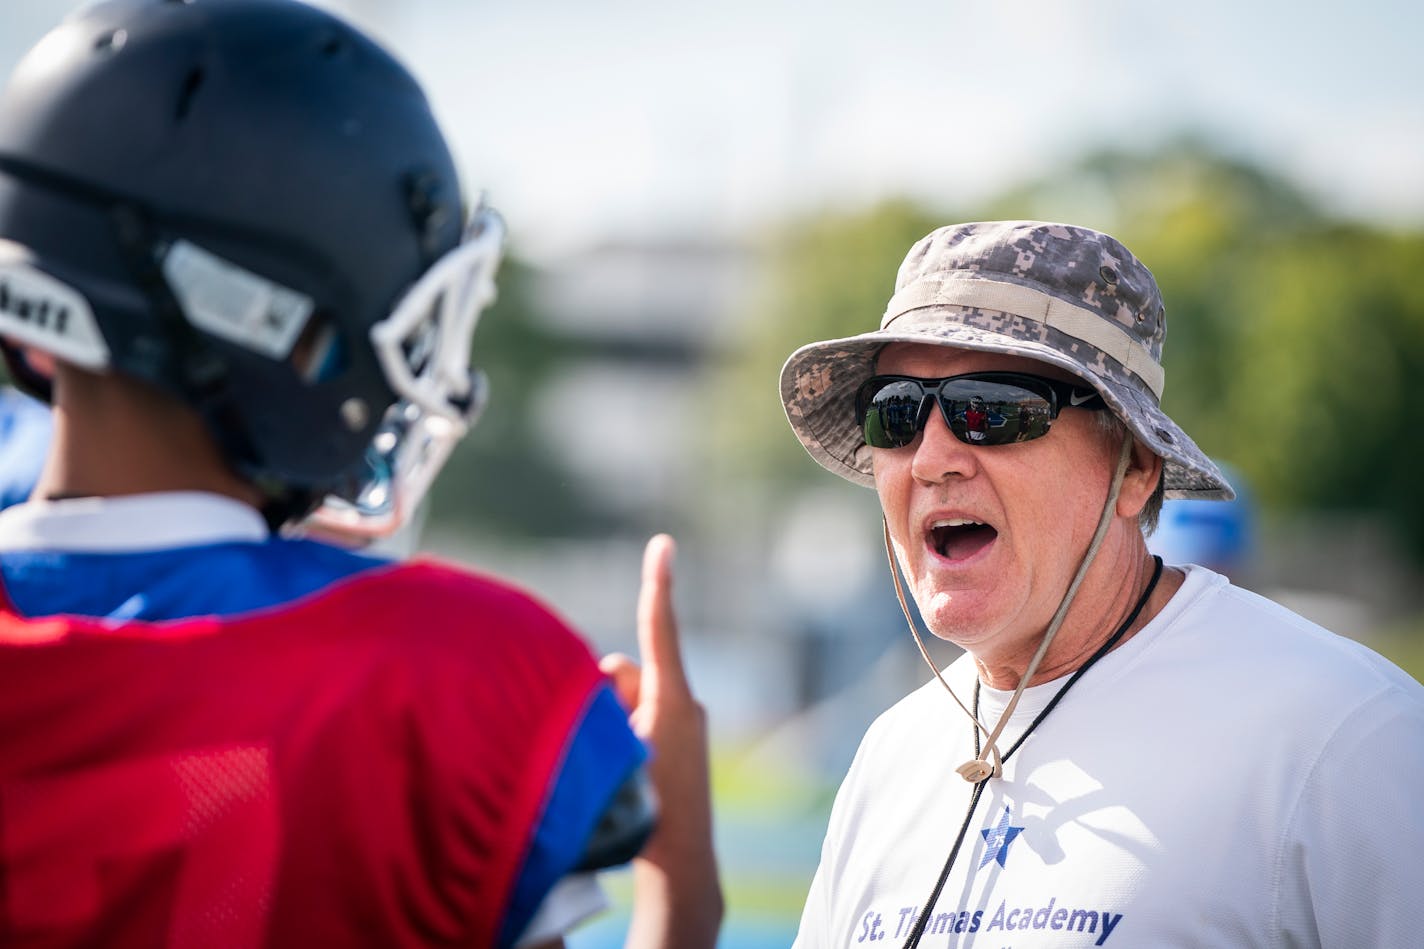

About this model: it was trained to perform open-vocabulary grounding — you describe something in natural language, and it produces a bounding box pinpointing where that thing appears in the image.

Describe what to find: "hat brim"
[779,306,1234,500]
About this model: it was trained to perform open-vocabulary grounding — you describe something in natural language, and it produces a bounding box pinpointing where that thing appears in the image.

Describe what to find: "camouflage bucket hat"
[779,220,1234,500]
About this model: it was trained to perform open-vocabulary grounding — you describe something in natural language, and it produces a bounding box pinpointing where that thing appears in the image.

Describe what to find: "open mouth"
[928,518,999,562]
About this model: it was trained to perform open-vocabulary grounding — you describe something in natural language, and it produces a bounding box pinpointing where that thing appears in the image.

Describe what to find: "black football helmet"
[0,0,502,532]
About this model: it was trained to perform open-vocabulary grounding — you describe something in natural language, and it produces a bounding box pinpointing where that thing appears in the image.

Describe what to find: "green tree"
[1223,227,1424,536]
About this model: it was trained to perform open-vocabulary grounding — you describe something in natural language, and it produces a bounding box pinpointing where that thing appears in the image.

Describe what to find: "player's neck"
[32,364,264,509]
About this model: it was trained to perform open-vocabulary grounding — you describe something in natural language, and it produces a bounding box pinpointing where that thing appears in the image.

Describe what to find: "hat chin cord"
[882,431,1136,782]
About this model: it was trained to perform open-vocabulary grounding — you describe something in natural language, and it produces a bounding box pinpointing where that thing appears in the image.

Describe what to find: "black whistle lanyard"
[900,556,1164,949]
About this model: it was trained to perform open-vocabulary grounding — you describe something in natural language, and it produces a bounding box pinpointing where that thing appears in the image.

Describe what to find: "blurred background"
[4,1,1423,945]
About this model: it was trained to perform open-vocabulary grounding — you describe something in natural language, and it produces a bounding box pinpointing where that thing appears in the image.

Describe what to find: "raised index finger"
[636,532,691,701]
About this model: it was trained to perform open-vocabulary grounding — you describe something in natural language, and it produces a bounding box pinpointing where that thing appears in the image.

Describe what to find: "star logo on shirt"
[978,805,1025,869]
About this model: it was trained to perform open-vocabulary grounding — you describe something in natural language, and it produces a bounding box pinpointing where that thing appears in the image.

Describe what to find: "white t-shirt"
[794,566,1424,948]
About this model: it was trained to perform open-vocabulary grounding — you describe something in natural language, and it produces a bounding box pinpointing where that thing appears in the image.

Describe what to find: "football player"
[0,1,720,946]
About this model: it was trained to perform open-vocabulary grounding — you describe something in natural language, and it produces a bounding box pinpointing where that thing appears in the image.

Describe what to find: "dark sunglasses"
[855,371,1106,449]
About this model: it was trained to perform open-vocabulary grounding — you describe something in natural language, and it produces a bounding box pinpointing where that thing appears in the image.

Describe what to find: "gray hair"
[1094,410,1165,534]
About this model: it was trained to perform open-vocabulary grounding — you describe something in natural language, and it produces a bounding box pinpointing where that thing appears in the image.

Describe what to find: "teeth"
[931,518,982,529]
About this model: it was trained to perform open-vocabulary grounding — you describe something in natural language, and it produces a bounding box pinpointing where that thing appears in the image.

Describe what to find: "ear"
[1115,435,1163,520]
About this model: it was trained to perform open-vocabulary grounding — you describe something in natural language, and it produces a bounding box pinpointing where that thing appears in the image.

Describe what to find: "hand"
[599,534,723,949]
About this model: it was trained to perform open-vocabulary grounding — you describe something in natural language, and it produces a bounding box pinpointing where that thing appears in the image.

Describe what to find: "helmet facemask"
[302,205,505,542]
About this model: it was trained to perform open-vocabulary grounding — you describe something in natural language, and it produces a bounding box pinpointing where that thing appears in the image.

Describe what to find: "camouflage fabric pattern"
[892,221,1168,358]
[779,221,1233,500]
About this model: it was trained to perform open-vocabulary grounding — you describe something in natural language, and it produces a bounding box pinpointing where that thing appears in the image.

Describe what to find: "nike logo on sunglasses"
[1068,390,1099,406]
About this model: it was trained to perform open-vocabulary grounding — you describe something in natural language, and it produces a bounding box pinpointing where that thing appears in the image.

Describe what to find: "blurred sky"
[3,0,1422,258]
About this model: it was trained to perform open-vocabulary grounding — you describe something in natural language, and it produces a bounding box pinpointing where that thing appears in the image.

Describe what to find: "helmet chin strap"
[883,431,1136,781]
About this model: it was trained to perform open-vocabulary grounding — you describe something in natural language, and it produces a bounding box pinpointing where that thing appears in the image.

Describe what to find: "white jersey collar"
[0,491,269,553]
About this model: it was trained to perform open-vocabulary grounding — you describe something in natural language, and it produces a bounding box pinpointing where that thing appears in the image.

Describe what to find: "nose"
[909,399,978,486]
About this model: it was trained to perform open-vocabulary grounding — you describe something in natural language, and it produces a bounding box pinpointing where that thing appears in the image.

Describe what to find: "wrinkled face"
[871,343,1121,662]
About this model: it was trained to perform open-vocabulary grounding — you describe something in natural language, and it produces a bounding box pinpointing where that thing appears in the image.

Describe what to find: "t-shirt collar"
[0,491,269,553]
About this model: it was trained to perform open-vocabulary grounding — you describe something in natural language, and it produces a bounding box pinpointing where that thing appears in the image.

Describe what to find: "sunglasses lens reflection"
[860,379,925,448]
[859,377,1058,448]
